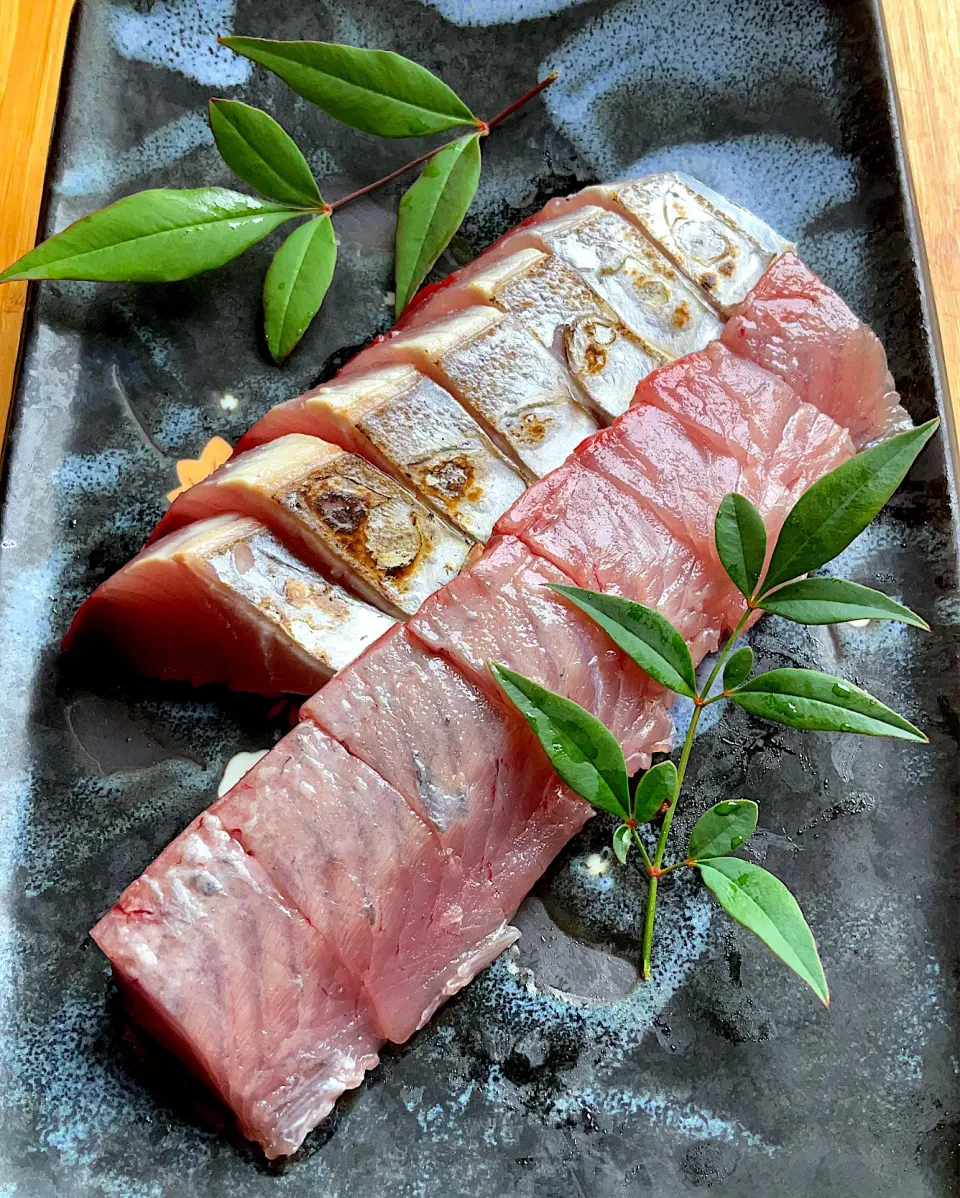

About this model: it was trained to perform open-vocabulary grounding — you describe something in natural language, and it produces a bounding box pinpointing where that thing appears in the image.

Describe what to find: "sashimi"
[303,624,592,917]
[212,720,516,1043]
[90,812,383,1159]
[148,434,470,618]
[409,535,673,773]
[62,515,395,694]
[342,307,599,480]
[235,365,526,542]
[720,251,912,448]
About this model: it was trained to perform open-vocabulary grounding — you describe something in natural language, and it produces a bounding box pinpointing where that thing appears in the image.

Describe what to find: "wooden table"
[1,0,958,462]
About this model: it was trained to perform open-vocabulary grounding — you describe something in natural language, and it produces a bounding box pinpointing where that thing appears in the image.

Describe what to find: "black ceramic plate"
[1,1,957,1194]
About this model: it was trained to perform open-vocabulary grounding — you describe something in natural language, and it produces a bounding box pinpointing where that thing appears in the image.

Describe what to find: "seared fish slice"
[600,172,793,313]
[149,434,471,618]
[237,365,526,542]
[347,307,599,481]
[61,515,395,694]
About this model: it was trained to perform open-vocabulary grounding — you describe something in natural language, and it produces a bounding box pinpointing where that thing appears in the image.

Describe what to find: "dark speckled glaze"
[1,1,958,1194]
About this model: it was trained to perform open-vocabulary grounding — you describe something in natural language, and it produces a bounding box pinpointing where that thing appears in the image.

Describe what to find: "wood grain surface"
[0,0,956,461]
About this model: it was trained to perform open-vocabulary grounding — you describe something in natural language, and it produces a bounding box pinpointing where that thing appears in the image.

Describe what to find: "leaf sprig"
[0,40,557,362]
[493,420,938,1005]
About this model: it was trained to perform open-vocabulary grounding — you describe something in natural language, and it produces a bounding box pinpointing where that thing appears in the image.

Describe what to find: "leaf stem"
[328,73,558,213]
[640,605,754,979]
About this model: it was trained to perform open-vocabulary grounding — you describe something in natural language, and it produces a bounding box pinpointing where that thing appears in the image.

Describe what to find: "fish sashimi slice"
[495,459,726,660]
[212,720,516,1044]
[600,173,793,313]
[409,535,673,773]
[62,515,395,694]
[90,811,383,1159]
[302,624,592,919]
[720,251,912,448]
[148,434,470,618]
[393,248,667,421]
[235,365,525,542]
[342,307,599,481]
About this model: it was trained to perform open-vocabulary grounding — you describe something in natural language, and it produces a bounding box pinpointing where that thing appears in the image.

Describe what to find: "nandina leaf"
[263,214,337,362]
[490,662,630,820]
[209,99,323,208]
[220,38,478,138]
[722,645,754,691]
[761,421,939,593]
[0,188,298,283]
[633,761,678,824]
[550,585,697,699]
[687,800,758,860]
[697,857,829,1005]
[730,668,926,741]
[758,577,929,629]
[613,824,632,864]
[715,493,767,599]
[395,134,481,316]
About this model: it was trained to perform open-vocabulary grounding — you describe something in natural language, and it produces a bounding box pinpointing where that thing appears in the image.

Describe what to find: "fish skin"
[61,515,395,694]
[148,434,471,618]
[212,719,517,1044]
[90,811,383,1160]
[303,624,592,919]
[408,535,673,775]
[720,251,912,449]
[237,365,526,543]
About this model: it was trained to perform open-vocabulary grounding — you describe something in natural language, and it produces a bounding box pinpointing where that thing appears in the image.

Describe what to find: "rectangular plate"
[1,1,958,1194]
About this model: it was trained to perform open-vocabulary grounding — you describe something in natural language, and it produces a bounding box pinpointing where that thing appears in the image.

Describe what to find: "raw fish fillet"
[409,535,673,774]
[62,515,395,694]
[212,720,517,1044]
[344,307,599,480]
[720,252,912,448]
[303,624,592,918]
[236,365,525,542]
[149,434,470,618]
[90,812,383,1159]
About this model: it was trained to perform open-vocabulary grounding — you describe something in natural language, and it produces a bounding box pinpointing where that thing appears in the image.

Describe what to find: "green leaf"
[490,663,630,820]
[550,585,697,699]
[761,421,940,593]
[715,493,767,599]
[209,99,323,209]
[731,667,927,741]
[697,857,829,1005]
[613,824,632,864]
[723,645,754,691]
[0,188,298,283]
[688,800,758,860]
[220,38,477,138]
[633,761,678,824]
[758,577,929,629]
[263,215,337,363]
[395,134,481,316]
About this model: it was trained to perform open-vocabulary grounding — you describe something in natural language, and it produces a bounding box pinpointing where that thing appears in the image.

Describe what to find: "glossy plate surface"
[0,0,957,1194]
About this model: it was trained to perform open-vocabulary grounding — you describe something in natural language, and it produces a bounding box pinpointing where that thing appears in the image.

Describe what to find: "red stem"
[328,72,558,213]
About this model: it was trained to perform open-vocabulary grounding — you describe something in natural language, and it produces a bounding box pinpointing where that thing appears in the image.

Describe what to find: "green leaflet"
[715,493,767,599]
[490,663,630,820]
[633,761,678,824]
[722,645,754,691]
[394,134,482,316]
[761,421,940,593]
[731,667,926,741]
[221,38,477,138]
[687,800,758,860]
[550,585,696,699]
[697,858,829,1005]
[209,100,323,208]
[263,215,337,362]
[758,577,929,629]
[613,824,632,864]
[0,188,298,283]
